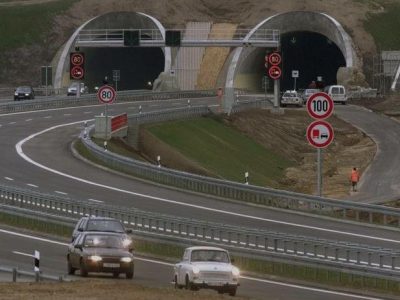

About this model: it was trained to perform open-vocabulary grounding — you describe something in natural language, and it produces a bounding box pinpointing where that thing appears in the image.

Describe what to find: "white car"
[173,246,240,296]
[280,90,303,107]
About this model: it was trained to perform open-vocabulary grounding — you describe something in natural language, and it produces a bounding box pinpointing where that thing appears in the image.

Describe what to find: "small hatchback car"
[67,231,134,278]
[14,86,35,101]
[280,90,303,107]
[174,246,240,296]
[72,216,132,243]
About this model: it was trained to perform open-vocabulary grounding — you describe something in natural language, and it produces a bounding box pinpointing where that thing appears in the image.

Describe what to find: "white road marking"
[83,111,92,114]
[63,113,72,116]
[26,184,38,188]
[14,121,400,245]
[55,191,68,195]
[44,116,52,119]
[8,122,16,125]
[12,251,34,258]
[0,228,384,300]
[4,177,14,181]
[25,119,32,122]
[88,198,104,203]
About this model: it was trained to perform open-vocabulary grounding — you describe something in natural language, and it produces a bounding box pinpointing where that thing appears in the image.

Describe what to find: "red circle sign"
[306,120,334,148]
[307,92,334,120]
[70,66,84,80]
[70,53,84,66]
[97,85,116,104]
[268,52,281,65]
[268,66,281,80]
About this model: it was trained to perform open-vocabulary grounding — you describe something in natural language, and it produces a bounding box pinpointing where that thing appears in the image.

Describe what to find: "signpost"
[97,85,117,140]
[265,51,282,108]
[306,92,334,196]
[292,70,299,90]
[113,69,120,91]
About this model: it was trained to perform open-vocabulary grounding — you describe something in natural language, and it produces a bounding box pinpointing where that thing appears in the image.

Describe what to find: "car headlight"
[122,238,132,248]
[232,267,240,277]
[192,266,200,275]
[88,255,102,262]
[120,257,132,263]
[14,92,18,96]
[25,93,29,96]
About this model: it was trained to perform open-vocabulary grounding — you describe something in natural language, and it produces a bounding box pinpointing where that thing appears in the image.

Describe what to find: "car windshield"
[283,92,296,97]
[83,234,125,249]
[305,89,318,95]
[331,87,344,94]
[191,250,229,263]
[16,87,31,92]
[86,220,125,232]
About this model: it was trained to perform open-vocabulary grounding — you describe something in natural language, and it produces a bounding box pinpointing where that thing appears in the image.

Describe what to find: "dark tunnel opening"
[81,47,164,92]
[251,31,346,92]
[280,31,346,91]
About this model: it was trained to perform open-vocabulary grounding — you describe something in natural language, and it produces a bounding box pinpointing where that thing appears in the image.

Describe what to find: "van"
[324,85,347,105]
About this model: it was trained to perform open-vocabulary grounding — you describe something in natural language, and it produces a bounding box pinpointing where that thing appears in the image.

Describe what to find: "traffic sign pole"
[317,148,322,197]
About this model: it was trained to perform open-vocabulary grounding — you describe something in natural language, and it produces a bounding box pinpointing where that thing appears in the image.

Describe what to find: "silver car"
[173,246,240,296]
[280,90,303,107]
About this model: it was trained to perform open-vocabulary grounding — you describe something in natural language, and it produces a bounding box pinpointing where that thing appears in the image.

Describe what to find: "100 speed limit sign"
[97,85,116,104]
[306,92,333,120]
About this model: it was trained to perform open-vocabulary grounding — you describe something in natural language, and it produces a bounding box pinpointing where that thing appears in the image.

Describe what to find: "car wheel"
[174,275,181,289]
[67,257,75,275]
[185,274,197,290]
[80,259,88,277]
[126,266,134,279]
[229,287,237,296]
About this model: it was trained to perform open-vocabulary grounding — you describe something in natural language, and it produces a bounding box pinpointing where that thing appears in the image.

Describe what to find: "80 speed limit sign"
[97,85,116,104]
[306,92,333,119]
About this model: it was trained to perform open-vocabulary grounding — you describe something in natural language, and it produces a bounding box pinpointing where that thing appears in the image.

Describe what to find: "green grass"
[363,2,400,50]
[0,0,77,51]
[145,117,292,187]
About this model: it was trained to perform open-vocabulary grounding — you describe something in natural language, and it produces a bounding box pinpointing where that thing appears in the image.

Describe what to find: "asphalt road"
[335,105,400,203]
[0,228,386,300]
[0,97,399,298]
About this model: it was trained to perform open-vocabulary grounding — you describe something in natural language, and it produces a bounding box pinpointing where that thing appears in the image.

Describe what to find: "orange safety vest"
[350,170,360,182]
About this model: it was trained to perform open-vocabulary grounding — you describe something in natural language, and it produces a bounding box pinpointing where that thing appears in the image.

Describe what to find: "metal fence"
[1,184,400,281]
[0,90,216,114]
[81,114,400,229]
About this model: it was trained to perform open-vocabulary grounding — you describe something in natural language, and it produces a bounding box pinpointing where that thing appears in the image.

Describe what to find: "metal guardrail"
[0,266,67,282]
[0,89,216,114]
[1,185,400,281]
[81,107,400,229]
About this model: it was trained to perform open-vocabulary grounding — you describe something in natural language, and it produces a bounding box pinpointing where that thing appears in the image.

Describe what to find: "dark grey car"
[14,86,35,101]
[72,216,132,242]
[67,232,134,279]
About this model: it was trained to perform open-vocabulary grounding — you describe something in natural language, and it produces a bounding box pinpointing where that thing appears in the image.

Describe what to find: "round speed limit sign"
[306,92,333,119]
[97,85,116,104]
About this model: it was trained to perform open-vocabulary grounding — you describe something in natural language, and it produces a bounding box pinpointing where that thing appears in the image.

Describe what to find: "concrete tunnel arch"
[224,11,358,111]
[54,11,171,91]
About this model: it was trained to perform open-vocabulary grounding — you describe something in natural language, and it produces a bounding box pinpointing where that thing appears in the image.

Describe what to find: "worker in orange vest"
[349,167,360,192]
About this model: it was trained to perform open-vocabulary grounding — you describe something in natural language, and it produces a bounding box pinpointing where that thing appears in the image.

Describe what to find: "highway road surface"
[0,228,388,300]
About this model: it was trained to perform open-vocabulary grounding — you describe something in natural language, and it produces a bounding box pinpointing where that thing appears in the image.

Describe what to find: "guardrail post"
[163,221,166,232]
[303,243,307,256]
[186,225,190,237]
[255,236,259,248]
[228,232,232,244]
[178,224,182,235]
[369,212,373,224]
[314,245,318,257]
[274,239,278,252]
[155,220,159,231]
[383,215,387,226]
[12,268,17,282]
[202,227,206,239]
[211,229,215,241]
[368,253,372,266]
[294,241,298,255]
[346,249,350,262]
[379,255,383,268]
[392,256,396,270]
[246,235,250,247]
[284,241,287,253]
[237,233,241,245]
[357,251,361,264]
[335,248,339,261]
[194,226,197,238]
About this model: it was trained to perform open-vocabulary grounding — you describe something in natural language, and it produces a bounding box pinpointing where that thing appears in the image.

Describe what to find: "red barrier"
[111,113,128,132]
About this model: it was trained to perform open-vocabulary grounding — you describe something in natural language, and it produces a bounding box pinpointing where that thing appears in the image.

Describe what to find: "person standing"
[349,167,360,192]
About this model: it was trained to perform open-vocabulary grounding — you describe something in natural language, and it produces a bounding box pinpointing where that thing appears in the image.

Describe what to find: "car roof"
[80,231,126,237]
[81,216,120,221]
[186,246,227,251]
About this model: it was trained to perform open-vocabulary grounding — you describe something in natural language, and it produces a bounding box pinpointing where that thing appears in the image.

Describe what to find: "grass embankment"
[0,0,77,51]
[145,117,292,187]
[364,2,400,50]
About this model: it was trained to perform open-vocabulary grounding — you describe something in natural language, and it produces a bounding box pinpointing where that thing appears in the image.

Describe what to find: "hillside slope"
[0,0,391,86]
